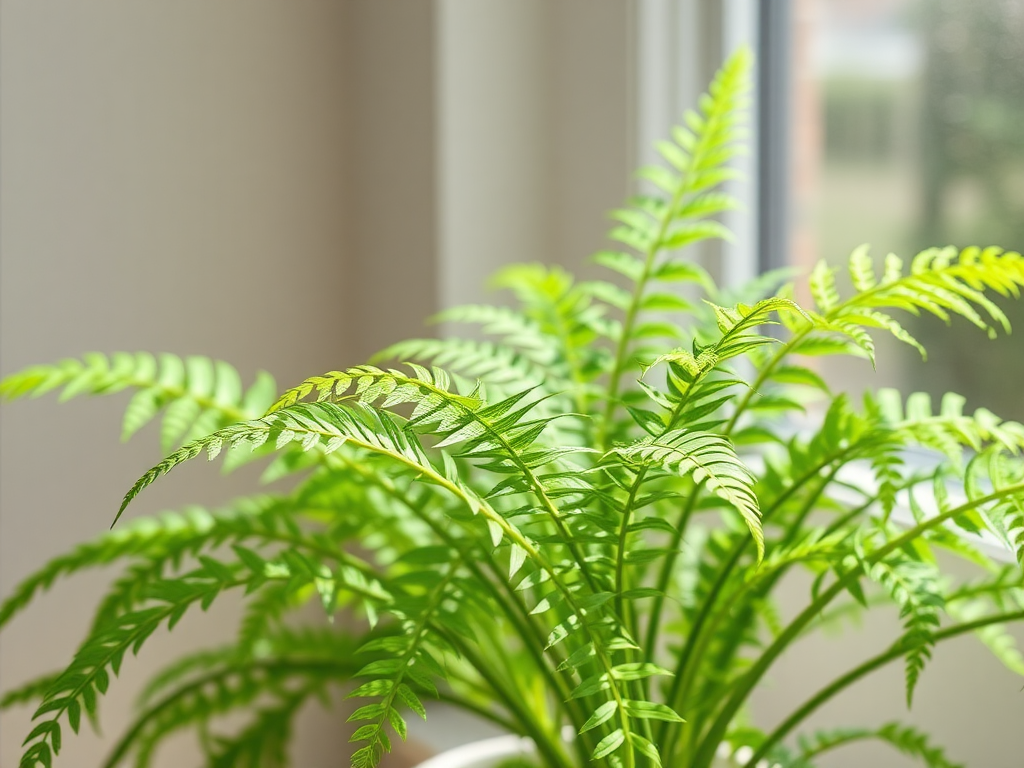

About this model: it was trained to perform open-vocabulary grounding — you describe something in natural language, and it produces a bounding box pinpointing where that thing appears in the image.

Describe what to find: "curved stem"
[433,690,521,734]
[722,328,810,435]
[336,443,636,766]
[740,609,1024,767]
[690,480,1024,768]
[660,461,844,756]
[643,489,701,661]
[338,457,591,755]
[448,632,575,768]
[656,530,746,757]
[646,413,857,673]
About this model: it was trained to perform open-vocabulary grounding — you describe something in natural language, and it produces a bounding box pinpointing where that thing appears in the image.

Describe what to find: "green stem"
[655,530,745,758]
[540,293,592,419]
[741,609,1024,767]
[660,459,844,756]
[722,324,816,436]
[614,467,648,634]
[597,181,697,453]
[722,261,957,437]
[646,406,854,672]
[448,632,575,768]
[338,457,590,756]
[690,480,1024,768]
[328,451,585,765]
[598,259,661,451]
[614,470,659,748]
[335,437,635,766]
[643,490,700,661]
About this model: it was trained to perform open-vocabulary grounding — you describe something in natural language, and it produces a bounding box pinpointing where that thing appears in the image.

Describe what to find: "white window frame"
[634,0,786,290]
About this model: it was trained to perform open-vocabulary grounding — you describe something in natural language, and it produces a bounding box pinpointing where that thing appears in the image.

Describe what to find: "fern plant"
[3,48,1024,768]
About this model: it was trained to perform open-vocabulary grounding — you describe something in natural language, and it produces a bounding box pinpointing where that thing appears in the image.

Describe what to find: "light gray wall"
[344,0,439,362]
[0,2,430,766]
[436,0,631,317]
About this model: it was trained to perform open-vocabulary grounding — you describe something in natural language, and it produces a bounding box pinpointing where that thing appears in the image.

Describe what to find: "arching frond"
[597,46,752,449]
[642,297,810,431]
[104,631,364,768]
[870,388,1024,463]
[796,722,962,768]
[862,551,944,706]
[795,245,1024,362]
[372,337,569,394]
[613,430,761,559]
[20,558,256,768]
[0,495,360,633]
[0,352,276,452]
[347,564,460,767]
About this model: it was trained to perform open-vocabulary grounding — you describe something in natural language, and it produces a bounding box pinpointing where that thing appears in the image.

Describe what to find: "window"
[638,0,1024,418]
[787,0,1024,418]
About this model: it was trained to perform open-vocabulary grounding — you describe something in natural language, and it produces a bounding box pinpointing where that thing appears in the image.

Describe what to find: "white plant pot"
[411,734,738,768]
[412,734,535,768]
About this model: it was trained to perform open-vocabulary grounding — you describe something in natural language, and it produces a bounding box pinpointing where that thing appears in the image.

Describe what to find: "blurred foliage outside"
[808,0,1024,419]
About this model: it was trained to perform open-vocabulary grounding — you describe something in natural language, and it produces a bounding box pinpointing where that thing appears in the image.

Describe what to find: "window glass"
[791,0,1024,418]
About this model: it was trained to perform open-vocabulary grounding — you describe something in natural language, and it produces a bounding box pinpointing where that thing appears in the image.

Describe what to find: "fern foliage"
[795,722,963,768]
[0,352,276,452]
[3,47,1024,768]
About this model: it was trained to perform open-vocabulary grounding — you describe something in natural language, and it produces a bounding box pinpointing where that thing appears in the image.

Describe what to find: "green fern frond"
[490,263,615,389]
[372,337,569,393]
[613,430,762,559]
[797,722,962,768]
[20,558,258,767]
[433,304,557,360]
[946,598,1024,677]
[797,246,1024,362]
[0,672,62,712]
[1,495,346,632]
[116,399,624,692]
[0,352,276,452]
[116,400,558,602]
[236,581,296,656]
[347,564,460,768]
[965,449,1024,566]
[265,367,603,584]
[235,379,646,766]
[8,45,1024,768]
[205,687,310,768]
[135,647,242,709]
[104,632,363,768]
[862,553,944,706]
[870,388,1024,463]
[598,46,751,447]
[643,297,809,430]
